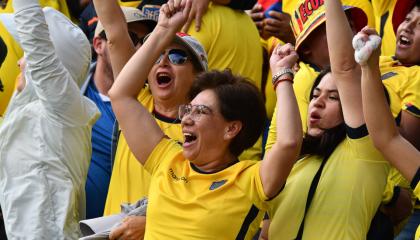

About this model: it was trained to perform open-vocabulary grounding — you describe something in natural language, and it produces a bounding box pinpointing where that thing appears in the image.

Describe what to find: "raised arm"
[325,0,364,127]
[357,27,420,182]
[92,0,136,79]
[109,0,192,165]
[13,0,93,124]
[261,43,302,199]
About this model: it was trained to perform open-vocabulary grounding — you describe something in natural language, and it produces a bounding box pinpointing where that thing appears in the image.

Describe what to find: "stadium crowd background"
[0,0,419,239]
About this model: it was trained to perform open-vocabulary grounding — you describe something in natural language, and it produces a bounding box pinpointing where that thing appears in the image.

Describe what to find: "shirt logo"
[209,180,227,190]
[169,168,188,183]
[381,72,397,81]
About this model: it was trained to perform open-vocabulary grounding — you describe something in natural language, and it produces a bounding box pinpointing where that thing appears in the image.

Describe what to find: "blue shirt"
[84,72,116,219]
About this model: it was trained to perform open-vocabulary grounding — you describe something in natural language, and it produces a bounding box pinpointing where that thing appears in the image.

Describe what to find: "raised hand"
[181,0,209,32]
[263,11,295,43]
[248,3,264,37]
[270,43,299,74]
[158,0,192,33]
[352,26,382,66]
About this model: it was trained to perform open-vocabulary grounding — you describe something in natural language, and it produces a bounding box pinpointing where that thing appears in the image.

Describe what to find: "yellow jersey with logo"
[104,85,263,215]
[143,138,268,240]
[103,86,184,215]
[268,130,390,239]
[0,22,23,116]
[380,56,420,118]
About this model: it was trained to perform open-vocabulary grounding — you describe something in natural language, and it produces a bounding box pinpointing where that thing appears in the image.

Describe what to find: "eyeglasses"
[178,104,213,121]
[156,49,189,65]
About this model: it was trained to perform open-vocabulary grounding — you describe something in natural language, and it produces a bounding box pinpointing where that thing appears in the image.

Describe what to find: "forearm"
[362,64,420,181]
[109,26,174,101]
[93,0,135,78]
[361,64,399,147]
[13,0,85,115]
[325,0,357,72]
[261,81,302,198]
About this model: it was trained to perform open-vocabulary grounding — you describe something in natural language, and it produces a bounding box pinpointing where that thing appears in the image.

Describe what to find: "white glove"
[352,33,381,64]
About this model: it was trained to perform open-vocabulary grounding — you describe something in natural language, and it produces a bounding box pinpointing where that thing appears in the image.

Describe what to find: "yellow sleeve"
[401,68,420,117]
[144,138,182,175]
[236,162,269,210]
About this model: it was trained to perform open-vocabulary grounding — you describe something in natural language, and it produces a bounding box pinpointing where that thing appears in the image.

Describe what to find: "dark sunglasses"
[156,49,189,65]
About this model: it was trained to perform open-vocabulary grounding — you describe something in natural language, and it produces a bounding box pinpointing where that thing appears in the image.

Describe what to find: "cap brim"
[0,13,20,43]
[295,5,367,52]
[173,35,206,71]
[392,0,416,34]
[143,33,206,71]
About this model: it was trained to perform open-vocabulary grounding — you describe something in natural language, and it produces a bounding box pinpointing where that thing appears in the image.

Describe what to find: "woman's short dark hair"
[302,66,346,157]
[188,69,267,157]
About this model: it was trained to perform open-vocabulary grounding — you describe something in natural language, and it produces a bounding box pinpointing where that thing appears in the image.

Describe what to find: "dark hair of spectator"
[301,66,346,157]
[188,69,267,157]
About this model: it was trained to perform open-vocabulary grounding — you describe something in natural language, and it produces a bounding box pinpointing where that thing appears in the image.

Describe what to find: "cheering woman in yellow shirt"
[356,25,420,239]
[109,0,302,238]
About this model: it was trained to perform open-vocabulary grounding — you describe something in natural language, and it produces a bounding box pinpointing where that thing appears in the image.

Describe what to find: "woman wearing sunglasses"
[92,0,207,226]
[109,0,302,238]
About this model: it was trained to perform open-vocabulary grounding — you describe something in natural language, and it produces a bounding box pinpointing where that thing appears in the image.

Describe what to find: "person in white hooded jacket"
[0,0,100,238]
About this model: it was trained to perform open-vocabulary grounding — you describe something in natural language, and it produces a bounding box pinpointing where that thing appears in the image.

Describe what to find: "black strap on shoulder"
[294,155,329,240]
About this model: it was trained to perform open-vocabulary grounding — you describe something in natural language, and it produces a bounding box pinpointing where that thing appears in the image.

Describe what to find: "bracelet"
[272,68,294,85]
[273,77,293,90]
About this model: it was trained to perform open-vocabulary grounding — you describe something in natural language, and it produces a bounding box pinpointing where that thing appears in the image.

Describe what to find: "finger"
[263,18,282,28]
[182,15,193,32]
[250,12,264,21]
[173,0,181,11]
[263,25,283,33]
[195,7,204,31]
[362,26,379,36]
[167,0,175,13]
[268,11,290,21]
[109,225,125,240]
[161,3,171,18]
[251,3,263,13]
[183,0,193,19]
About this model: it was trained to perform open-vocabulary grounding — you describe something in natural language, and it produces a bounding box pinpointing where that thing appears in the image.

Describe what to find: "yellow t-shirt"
[144,138,268,240]
[104,86,263,215]
[0,22,23,116]
[268,131,390,239]
[103,86,184,215]
[380,56,420,118]
[187,3,262,90]
[371,0,396,57]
